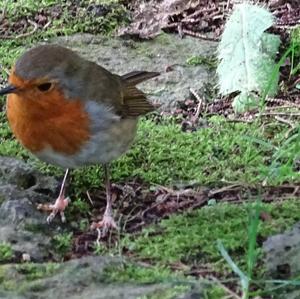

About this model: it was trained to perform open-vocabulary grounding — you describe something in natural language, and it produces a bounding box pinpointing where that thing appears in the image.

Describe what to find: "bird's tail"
[122,71,159,85]
[122,71,159,117]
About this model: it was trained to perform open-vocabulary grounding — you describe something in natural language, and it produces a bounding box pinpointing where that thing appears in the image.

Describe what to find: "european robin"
[0,44,159,234]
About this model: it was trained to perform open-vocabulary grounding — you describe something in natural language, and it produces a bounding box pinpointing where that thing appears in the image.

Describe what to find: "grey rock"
[0,157,57,195]
[0,157,60,262]
[0,256,199,299]
[263,222,300,298]
[53,33,217,109]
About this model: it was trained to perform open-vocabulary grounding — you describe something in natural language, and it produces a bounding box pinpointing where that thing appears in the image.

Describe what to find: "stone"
[0,157,60,262]
[263,222,300,298]
[0,256,201,299]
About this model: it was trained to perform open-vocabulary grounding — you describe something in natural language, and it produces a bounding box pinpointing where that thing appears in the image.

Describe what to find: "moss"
[15,263,61,281]
[123,200,300,274]
[0,0,128,36]
[204,285,227,299]
[52,233,73,257]
[0,262,61,295]
[1,112,299,196]
[60,116,299,194]
[23,223,49,234]
[0,243,14,263]
[103,263,178,284]
[186,55,218,69]
[137,285,190,299]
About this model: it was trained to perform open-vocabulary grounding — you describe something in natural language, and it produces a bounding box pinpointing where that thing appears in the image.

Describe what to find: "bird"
[0,44,159,234]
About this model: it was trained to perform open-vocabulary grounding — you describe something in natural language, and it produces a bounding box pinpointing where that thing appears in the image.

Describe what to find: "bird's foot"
[91,213,118,237]
[37,195,70,223]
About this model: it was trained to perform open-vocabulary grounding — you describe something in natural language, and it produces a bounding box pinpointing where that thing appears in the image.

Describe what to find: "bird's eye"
[37,83,52,92]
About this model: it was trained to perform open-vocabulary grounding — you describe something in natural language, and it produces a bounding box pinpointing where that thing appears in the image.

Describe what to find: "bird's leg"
[38,169,70,223]
[91,164,117,236]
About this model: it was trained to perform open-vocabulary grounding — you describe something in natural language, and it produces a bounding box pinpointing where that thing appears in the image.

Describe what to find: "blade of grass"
[217,240,249,299]
[247,201,261,278]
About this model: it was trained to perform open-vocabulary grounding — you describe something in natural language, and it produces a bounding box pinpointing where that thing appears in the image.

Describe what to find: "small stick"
[15,20,38,39]
[266,105,300,110]
[274,116,295,128]
[259,112,300,117]
[209,276,242,299]
[181,28,220,41]
[209,184,242,196]
[86,191,94,206]
[1,20,38,40]
[43,20,52,30]
[190,88,203,121]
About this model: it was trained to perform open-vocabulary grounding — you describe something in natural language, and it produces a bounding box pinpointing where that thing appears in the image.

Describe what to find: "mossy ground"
[0,1,300,298]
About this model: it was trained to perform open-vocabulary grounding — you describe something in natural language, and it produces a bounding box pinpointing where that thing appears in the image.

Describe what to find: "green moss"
[104,263,178,284]
[0,242,13,262]
[23,223,49,234]
[186,55,217,69]
[52,232,73,257]
[0,0,128,37]
[204,286,226,299]
[1,114,299,196]
[123,200,300,273]
[137,285,190,299]
[0,262,61,294]
[15,263,61,281]
[68,116,298,190]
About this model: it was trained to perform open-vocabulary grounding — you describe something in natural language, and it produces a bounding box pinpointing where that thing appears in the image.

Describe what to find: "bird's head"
[0,45,83,102]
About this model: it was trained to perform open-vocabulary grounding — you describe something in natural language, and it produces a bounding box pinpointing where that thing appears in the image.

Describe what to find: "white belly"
[35,101,138,168]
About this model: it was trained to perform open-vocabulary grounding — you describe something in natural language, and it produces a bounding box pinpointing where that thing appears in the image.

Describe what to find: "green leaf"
[232,92,257,113]
[217,3,281,112]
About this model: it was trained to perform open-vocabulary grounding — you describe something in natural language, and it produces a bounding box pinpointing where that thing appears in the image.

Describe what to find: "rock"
[263,222,300,298]
[53,33,217,109]
[0,256,201,299]
[0,157,60,262]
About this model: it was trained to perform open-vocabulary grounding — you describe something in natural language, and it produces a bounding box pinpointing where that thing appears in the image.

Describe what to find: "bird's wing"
[84,61,159,117]
[121,71,159,117]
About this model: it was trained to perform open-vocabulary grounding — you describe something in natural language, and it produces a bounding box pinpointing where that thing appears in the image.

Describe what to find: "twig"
[266,97,300,106]
[226,118,254,124]
[86,191,94,206]
[190,88,203,121]
[43,20,52,30]
[209,184,242,197]
[96,228,101,246]
[1,20,38,40]
[265,105,300,110]
[259,112,300,117]
[16,20,38,39]
[181,6,218,23]
[181,28,220,41]
[275,23,300,30]
[274,116,296,128]
[210,276,242,299]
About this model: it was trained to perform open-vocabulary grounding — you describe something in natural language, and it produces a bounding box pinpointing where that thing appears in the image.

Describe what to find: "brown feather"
[122,71,159,117]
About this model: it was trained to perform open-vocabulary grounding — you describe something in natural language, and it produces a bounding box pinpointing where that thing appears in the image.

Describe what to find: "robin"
[0,44,159,233]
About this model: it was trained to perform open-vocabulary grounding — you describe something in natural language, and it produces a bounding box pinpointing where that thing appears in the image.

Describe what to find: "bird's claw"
[91,214,117,237]
[47,210,66,223]
[38,196,70,223]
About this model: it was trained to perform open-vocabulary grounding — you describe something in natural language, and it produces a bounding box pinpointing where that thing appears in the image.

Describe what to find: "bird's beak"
[0,85,18,96]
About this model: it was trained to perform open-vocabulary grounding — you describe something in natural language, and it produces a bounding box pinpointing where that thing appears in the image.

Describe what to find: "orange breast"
[6,83,90,155]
